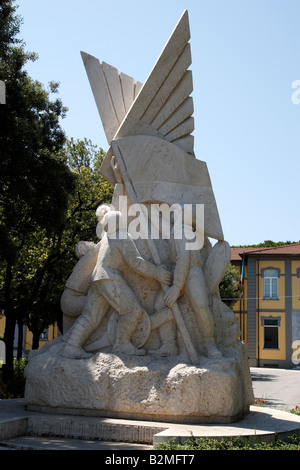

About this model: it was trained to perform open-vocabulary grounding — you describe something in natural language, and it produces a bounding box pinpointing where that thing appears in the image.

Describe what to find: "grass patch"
[154,435,300,450]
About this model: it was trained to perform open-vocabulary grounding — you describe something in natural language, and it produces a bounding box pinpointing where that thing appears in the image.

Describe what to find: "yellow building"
[231,243,300,369]
[0,313,58,357]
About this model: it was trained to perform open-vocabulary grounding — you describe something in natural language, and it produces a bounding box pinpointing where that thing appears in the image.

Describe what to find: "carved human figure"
[60,241,98,330]
[163,205,222,358]
[60,205,111,331]
[62,208,171,359]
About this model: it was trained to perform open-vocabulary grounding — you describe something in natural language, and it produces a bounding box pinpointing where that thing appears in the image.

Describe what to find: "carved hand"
[155,266,172,285]
[164,285,181,307]
[110,155,123,183]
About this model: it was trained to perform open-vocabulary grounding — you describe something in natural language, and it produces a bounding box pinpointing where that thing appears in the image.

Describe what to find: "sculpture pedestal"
[24,337,253,424]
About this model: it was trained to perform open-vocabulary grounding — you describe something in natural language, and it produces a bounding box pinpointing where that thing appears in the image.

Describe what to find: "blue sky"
[16,0,300,246]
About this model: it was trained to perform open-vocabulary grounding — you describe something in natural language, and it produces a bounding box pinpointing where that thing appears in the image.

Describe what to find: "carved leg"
[100,281,147,355]
[150,321,178,356]
[62,283,109,359]
[186,266,222,358]
[113,310,146,355]
[62,313,94,359]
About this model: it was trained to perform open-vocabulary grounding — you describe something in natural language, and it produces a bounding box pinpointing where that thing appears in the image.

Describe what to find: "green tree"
[0,1,76,381]
[219,263,243,308]
[24,138,113,348]
[233,240,300,248]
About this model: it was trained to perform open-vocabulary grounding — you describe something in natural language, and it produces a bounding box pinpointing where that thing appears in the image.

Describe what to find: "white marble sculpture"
[24,11,254,423]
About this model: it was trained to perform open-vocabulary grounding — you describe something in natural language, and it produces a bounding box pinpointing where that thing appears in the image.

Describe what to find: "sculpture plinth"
[25,341,252,423]
[25,10,254,423]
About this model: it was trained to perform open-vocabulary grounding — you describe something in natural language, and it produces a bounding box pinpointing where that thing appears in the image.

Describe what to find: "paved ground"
[0,367,300,450]
[0,436,152,450]
[251,367,300,411]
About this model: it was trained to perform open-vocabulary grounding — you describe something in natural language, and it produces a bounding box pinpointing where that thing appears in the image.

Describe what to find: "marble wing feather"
[81,10,223,240]
[81,10,194,180]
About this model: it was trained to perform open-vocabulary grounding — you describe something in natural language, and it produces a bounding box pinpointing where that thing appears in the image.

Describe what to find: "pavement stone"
[0,436,152,450]
[251,367,300,411]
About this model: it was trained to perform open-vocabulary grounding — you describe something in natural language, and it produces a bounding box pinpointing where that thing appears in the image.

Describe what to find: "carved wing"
[81,10,224,241]
[80,53,143,144]
[81,10,194,156]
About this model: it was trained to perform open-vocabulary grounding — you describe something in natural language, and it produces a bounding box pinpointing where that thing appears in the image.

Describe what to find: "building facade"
[0,315,58,359]
[231,244,300,369]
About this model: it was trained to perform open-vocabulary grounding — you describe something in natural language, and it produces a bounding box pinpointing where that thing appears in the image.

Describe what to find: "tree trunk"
[2,309,16,382]
[17,318,23,359]
[31,327,41,350]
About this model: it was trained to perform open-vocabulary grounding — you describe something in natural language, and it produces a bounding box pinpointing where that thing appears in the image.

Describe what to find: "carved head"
[96,204,111,221]
[75,241,96,258]
[102,210,123,236]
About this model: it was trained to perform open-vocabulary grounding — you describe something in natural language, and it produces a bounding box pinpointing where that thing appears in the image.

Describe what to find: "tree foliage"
[0,137,113,355]
[232,240,300,248]
[32,138,112,339]
[0,1,75,259]
[0,1,76,380]
[219,263,243,308]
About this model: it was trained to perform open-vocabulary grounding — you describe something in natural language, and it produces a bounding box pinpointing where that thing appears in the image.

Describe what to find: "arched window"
[263,269,279,299]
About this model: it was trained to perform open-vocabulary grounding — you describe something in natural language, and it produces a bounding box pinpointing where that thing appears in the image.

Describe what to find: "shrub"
[0,357,28,399]
[154,435,300,450]
[290,405,300,416]
[254,397,266,406]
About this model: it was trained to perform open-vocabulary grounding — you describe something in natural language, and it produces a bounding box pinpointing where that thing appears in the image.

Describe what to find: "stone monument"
[24,10,254,423]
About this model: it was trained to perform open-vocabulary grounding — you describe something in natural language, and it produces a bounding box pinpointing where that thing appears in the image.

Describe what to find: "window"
[263,269,278,299]
[292,310,300,341]
[39,329,49,341]
[262,318,279,349]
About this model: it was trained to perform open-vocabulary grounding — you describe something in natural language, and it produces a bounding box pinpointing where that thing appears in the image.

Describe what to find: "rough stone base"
[24,337,254,424]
